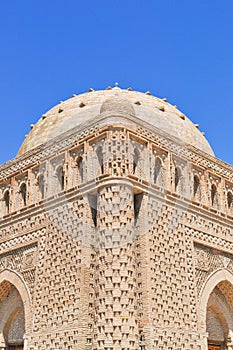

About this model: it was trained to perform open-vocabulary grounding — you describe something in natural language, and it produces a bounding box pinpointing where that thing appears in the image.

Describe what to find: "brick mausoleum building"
[0,85,233,350]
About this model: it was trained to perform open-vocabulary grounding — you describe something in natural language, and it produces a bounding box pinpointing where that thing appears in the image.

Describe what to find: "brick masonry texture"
[0,88,232,350]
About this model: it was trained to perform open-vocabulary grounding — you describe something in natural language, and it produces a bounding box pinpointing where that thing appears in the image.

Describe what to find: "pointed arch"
[174,166,182,192]
[0,269,32,333]
[19,183,27,207]
[227,191,233,211]
[211,184,218,207]
[133,147,140,174]
[207,290,233,336]
[38,174,45,199]
[193,174,201,200]
[154,157,163,185]
[56,166,65,191]
[3,190,10,215]
[76,155,84,183]
[198,269,233,330]
[96,145,104,175]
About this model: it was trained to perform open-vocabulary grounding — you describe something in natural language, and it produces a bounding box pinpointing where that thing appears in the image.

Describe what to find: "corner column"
[96,181,138,350]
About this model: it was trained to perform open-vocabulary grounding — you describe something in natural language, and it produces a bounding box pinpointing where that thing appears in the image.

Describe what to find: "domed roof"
[17,86,214,156]
[100,95,136,116]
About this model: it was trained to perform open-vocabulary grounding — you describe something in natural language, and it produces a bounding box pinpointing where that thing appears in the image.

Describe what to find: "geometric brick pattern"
[0,91,232,349]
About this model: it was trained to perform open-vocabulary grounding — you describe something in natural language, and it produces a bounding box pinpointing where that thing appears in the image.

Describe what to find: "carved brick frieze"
[186,227,233,252]
[136,126,233,181]
[186,210,232,240]
[0,124,100,180]
[0,243,38,296]
[194,243,233,295]
[0,229,45,252]
[0,213,47,241]
[0,118,232,186]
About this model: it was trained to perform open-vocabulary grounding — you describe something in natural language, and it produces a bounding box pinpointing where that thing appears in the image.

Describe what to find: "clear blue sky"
[0,1,232,165]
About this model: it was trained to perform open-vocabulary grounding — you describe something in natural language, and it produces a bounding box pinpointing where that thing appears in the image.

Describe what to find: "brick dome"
[100,95,136,116]
[17,86,214,156]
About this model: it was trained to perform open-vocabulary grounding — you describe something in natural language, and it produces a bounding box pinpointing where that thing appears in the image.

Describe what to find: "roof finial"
[115,82,119,87]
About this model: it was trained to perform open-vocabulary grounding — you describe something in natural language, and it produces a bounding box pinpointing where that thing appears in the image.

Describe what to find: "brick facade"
[0,87,232,349]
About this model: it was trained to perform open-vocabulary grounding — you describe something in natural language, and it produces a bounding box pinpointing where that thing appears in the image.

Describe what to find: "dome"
[17,87,214,157]
[100,95,135,116]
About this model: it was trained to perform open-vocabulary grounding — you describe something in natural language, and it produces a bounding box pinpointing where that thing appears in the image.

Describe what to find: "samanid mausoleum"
[0,85,233,350]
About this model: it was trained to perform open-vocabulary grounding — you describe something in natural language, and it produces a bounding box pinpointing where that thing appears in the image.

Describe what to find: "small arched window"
[3,190,10,214]
[211,184,217,207]
[20,183,27,206]
[57,166,65,191]
[77,156,84,183]
[154,157,162,185]
[175,167,182,191]
[96,146,104,174]
[38,174,45,199]
[133,148,140,174]
[227,191,233,210]
[193,175,200,198]
[134,193,143,225]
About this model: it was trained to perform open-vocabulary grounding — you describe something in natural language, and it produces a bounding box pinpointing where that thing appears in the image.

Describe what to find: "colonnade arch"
[0,270,32,350]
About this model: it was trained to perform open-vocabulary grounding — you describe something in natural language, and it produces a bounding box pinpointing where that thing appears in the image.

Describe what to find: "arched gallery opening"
[0,280,25,350]
[206,280,233,350]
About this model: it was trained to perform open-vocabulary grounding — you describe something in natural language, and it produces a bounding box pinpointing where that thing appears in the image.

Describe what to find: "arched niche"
[0,270,32,350]
[198,269,233,350]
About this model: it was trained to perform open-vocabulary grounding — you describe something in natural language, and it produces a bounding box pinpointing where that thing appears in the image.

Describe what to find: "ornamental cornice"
[0,228,46,253]
[186,226,233,254]
[136,126,233,180]
[0,113,232,182]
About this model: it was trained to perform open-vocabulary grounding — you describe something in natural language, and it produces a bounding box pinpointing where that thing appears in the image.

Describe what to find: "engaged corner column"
[96,182,138,350]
